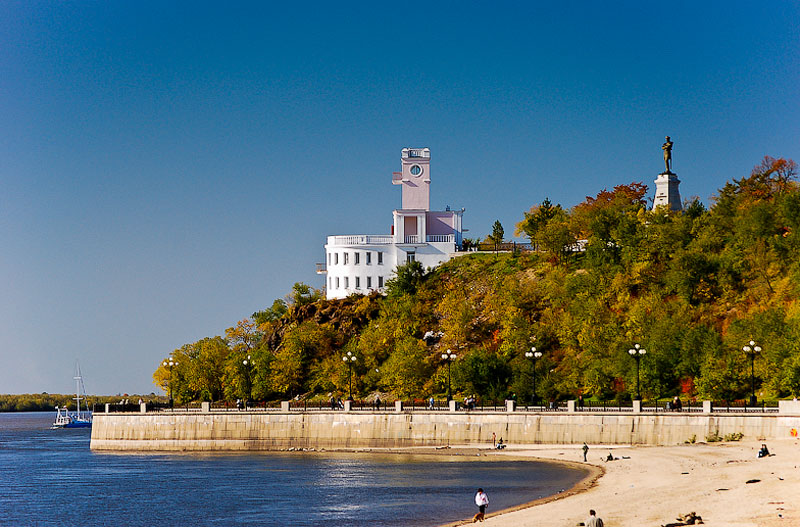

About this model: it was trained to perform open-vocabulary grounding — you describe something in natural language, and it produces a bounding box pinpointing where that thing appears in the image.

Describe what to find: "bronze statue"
[662,136,673,173]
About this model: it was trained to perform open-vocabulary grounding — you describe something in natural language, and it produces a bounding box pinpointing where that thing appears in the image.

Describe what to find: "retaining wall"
[90,408,800,451]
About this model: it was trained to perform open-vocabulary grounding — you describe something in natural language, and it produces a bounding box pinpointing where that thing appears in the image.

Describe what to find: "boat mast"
[74,362,83,419]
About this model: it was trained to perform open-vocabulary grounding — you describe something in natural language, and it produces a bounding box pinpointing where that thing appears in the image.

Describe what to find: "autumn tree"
[517,198,575,262]
[153,156,800,406]
[223,319,261,401]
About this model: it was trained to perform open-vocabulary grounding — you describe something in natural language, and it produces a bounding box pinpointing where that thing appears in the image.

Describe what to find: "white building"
[322,148,464,299]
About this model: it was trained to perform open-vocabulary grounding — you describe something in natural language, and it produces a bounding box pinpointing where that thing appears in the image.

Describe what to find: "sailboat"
[52,362,92,429]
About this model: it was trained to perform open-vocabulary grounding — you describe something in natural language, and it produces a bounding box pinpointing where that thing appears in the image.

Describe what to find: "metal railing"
[93,399,783,414]
[709,401,779,413]
[461,241,536,253]
[518,402,569,412]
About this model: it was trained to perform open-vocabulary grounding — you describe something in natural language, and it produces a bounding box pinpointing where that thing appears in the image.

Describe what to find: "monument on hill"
[653,135,682,211]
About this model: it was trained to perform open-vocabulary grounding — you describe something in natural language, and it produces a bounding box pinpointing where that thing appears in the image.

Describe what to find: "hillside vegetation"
[154,156,800,404]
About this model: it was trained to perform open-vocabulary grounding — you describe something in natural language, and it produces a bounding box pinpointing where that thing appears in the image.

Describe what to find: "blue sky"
[2,2,798,395]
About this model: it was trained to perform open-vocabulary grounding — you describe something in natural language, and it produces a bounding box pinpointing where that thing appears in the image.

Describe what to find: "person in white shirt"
[473,488,489,522]
[586,509,603,527]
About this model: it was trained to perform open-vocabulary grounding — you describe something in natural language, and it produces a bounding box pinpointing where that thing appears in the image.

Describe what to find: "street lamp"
[627,344,646,401]
[162,357,178,408]
[525,347,543,406]
[441,349,457,401]
[742,340,761,407]
[242,354,253,407]
[342,351,357,400]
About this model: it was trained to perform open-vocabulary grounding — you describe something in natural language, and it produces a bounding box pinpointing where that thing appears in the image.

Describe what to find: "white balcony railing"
[327,233,454,246]
[327,235,394,246]
[401,148,430,159]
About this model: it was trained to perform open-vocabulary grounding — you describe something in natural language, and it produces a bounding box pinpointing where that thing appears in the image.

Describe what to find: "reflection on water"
[0,412,587,527]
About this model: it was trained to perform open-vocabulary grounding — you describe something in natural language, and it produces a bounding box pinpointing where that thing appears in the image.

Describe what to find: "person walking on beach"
[473,488,489,522]
[586,509,603,527]
[582,442,589,462]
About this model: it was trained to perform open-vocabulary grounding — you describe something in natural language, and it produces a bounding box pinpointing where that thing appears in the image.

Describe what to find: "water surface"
[0,412,587,526]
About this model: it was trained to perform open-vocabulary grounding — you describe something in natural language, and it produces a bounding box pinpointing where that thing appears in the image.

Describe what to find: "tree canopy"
[154,156,800,405]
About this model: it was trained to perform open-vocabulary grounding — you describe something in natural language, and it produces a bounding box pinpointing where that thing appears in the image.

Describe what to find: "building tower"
[322,148,464,299]
[394,147,431,210]
[652,135,682,211]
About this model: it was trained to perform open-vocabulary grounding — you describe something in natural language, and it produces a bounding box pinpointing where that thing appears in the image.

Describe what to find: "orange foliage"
[574,182,649,213]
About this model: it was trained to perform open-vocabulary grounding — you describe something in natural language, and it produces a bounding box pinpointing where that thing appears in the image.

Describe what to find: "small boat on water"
[52,363,92,429]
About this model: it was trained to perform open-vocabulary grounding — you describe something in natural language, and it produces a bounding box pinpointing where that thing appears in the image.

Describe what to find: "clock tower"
[393,147,431,210]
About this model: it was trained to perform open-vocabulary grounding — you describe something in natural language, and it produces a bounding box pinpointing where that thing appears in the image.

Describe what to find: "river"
[0,412,587,526]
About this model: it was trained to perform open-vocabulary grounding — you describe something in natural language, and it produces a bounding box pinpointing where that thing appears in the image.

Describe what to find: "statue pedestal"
[653,171,682,211]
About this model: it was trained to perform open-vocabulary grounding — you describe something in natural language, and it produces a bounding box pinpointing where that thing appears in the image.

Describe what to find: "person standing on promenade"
[586,509,603,527]
[582,442,589,462]
[473,488,489,522]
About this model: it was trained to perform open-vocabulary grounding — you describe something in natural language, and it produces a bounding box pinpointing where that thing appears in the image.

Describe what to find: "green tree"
[287,282,322,307]
[453,348,512,402]
[516,198,575,260]
[379,338,432,398]
[385,260,427,297]
[253,299,288,326]
[489,220,504,252]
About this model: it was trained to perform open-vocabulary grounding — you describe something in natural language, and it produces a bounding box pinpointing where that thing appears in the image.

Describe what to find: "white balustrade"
[327,235,394,246]
[401,148,430,159]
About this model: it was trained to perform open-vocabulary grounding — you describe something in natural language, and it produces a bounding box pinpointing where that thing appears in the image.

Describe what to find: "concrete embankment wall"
[90,410,800,451]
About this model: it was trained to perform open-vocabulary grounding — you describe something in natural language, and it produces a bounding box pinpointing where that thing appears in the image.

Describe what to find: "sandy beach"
[446,439,800,527]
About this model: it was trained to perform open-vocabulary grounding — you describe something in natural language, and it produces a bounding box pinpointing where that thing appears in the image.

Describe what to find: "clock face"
[410,165,422,176]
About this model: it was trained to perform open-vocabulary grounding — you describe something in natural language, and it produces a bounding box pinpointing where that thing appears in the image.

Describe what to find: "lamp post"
[162,357,178,408]
[441,349,457,401]
[525,347,543,406]
[242,354,253,406]
[742,340,761,407]
[342,351,357,400]
[627,344,646,401]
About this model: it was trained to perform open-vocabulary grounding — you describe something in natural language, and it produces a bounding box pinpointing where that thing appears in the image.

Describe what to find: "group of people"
[667,396,683,411]
[463,394,478,410]
[491,432,506,449]
[327,395,381,409]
